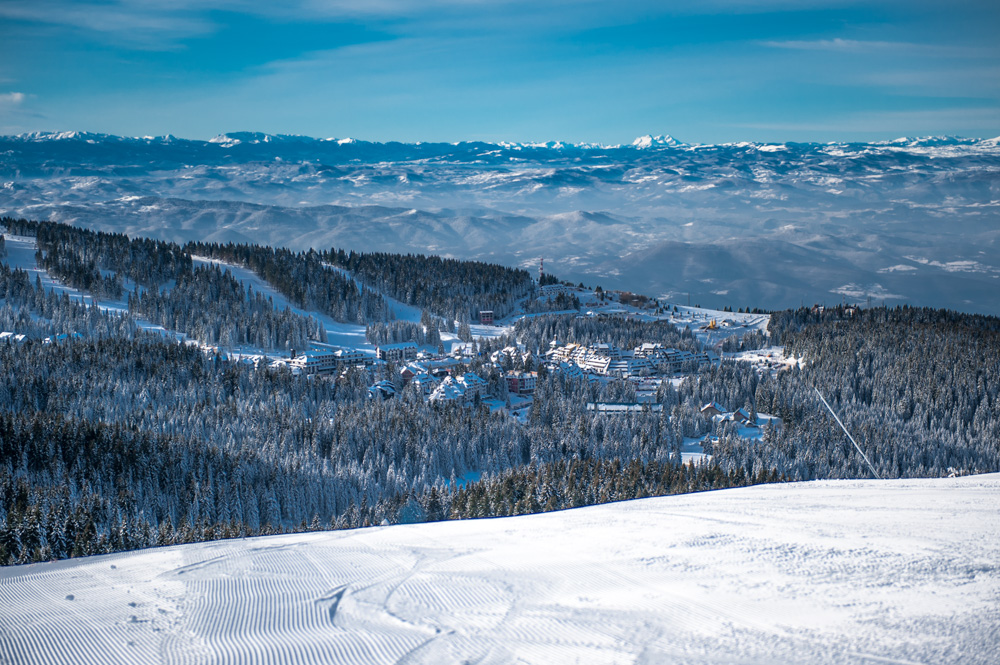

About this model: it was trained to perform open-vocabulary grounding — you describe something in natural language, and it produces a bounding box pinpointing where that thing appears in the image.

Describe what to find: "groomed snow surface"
[2,475,998,664]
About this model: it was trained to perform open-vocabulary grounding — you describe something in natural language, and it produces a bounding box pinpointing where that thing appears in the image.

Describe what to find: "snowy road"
[1,475,998,664]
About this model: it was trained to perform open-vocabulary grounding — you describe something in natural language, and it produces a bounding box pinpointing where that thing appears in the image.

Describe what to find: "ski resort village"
[0,226,780,455]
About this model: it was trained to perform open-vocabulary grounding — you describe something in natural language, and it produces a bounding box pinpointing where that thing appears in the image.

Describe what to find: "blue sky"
[1,0,998,143]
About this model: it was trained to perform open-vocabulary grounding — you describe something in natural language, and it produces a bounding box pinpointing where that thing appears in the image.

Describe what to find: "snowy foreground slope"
[2,476,998,664]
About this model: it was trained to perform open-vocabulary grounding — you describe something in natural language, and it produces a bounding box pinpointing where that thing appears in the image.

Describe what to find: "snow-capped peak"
[209,134,241,146]
[18,130,117,143]
[877,136,973,148]
[631,134,685,149]
[209,132,314,147]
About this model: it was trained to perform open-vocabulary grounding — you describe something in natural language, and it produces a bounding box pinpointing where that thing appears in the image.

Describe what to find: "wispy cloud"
[0,92,44,135]
[4,0,997,141]
[761,38,989,57]
[0,1,222,47]
[0,92,27,105]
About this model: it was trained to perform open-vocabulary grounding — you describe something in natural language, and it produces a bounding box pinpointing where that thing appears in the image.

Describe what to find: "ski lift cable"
[813,387,882,480]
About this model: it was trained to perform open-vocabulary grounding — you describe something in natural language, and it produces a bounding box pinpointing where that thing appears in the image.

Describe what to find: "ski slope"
[2,475,997,664]
[4,234,98,306]
[2,234,185,340]
[193,256,505,351]
[191,255,373,352]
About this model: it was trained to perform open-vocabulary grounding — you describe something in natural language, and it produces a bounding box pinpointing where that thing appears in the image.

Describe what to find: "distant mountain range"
[7,129,995,157]
[2,131,998,314]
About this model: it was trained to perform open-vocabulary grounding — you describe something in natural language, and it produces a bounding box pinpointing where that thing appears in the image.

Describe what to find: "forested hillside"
[745,306,1000,478]
[184,241,392,324]
[2,218,535,329]
[1,219,998,567]
[323,248,535,321]
[5,217,190,294]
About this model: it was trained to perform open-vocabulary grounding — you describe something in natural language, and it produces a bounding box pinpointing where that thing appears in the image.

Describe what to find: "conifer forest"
[1,217,998,566]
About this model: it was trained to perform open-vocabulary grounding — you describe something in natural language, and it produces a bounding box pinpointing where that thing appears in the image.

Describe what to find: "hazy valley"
[3,132,999,313]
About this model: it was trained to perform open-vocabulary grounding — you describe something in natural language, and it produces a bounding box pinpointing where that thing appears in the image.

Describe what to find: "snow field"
[1,474,998,664]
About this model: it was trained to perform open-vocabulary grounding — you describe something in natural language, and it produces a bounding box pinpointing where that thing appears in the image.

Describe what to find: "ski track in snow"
[3,235,516,352]
[2,475,998,664]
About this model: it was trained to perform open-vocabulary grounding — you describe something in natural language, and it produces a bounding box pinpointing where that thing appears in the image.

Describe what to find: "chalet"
[451,343,476,359]
[490,345,532,366]
[428,372,488,405]
[409,373,440,396]
[552,361,585,381]
[733,407,757,425]
[479,310,494,325]
[429,377,465,404]
[376,342,418,363]
[367,380,397,400]
[43,332,81,344]
[0,332,30,345]
[700,402,726,418]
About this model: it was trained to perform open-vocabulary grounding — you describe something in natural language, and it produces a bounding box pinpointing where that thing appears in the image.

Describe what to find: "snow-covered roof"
[430,377,466,403]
